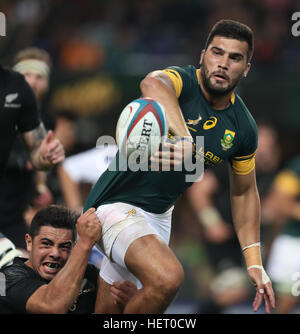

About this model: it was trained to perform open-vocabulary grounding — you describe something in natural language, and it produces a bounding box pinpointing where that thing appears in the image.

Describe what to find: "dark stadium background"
[1,0,299,314]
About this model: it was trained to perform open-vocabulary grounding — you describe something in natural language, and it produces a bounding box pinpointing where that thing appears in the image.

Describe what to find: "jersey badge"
[186,114,202,126]
[4,93,21,108]
[221,130,235,151]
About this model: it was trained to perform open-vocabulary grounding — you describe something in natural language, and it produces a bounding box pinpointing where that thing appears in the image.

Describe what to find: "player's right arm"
[140,71,194,166]
[140,70,192,140]
[25,208,101,313]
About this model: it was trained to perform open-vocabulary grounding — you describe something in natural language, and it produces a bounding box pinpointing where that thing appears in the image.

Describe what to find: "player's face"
[200,36,250,96]
[25,226,73,281]
[24,72,49,101]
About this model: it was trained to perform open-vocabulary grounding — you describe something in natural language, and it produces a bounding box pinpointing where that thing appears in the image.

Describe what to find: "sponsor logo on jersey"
[203,116,217,130]
[221,129,235,151]
[194,145,224,166]
[4,93,21,108]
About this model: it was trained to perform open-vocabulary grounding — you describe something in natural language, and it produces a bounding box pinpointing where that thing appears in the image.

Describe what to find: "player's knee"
[150,260,184,298]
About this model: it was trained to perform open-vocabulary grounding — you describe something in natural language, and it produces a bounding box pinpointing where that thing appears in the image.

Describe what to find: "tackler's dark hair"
[29,205,78,242]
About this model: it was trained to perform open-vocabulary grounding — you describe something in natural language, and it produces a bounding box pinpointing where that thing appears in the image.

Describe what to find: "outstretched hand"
[247,266,276,314]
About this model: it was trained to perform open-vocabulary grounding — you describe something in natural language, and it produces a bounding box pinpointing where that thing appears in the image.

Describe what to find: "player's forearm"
[140,73,191,138]
[45,241,91,313]
[23,123,52,170]
[231,185,262,268]
[231,185,261,246]
[57,166,83,211]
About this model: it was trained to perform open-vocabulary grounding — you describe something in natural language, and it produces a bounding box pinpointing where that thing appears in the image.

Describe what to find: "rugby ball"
[116,97,168,163]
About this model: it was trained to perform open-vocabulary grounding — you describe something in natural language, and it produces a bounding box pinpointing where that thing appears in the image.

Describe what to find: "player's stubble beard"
[200,60,244,98]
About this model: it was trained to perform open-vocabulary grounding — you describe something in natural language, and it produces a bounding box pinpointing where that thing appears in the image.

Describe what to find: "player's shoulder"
[0,65,26,87]
[234,93,257,135]
[230,94,258,158]
[165,65,197,79]
[1,258,34,287]
[163,65,198,97]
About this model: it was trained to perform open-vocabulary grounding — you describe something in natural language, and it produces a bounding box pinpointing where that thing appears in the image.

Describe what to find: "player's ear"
[243,62,251,78]
[199,49,205,66]
[25,234,33,253]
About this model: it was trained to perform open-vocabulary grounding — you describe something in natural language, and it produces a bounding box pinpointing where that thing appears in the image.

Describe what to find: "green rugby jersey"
[84,65,258,214]
[272,155,300,237]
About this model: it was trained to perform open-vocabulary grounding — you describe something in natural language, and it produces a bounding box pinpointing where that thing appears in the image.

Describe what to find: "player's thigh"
[124,234,184,287]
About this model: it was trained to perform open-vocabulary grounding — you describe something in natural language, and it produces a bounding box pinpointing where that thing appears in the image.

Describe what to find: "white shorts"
[267,234,300,294]
[95,202,173,288]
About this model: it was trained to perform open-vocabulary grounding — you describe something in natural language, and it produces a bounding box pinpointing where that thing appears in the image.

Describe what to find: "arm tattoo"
[23,122,47,152]
[22,122,51,169]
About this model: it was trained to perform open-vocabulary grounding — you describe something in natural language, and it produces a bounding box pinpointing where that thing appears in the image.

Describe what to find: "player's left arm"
[22,123,65,170]
[229,167,275,313]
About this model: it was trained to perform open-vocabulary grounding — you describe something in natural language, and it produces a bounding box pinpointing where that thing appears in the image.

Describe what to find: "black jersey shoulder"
[0,65,29,89]
[1,257,47,290]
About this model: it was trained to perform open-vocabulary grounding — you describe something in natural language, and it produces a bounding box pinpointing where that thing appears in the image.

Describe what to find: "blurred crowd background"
[1,0,300,313]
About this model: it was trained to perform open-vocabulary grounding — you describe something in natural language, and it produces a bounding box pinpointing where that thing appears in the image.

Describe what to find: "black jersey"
[0,257,99,314]
[0,66,40,178]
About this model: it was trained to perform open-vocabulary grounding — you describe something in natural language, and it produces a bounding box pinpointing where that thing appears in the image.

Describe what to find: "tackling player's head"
[13,47,52,101]
[200,19,254,98]
[25,205,78,281]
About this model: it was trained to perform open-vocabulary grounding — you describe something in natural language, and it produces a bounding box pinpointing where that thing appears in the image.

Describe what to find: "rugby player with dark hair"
[0,205,136,313]
[85,19,275,314]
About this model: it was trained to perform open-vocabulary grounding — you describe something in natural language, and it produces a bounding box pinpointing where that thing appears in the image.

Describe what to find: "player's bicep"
[144,70,178,96]
[25,284,54,313]
[22,122,47,152]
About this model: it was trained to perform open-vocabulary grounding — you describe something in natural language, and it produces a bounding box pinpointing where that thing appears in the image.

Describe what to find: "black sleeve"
[6,278,46,313]
[17,77,41,133]
[4,263,47,313]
